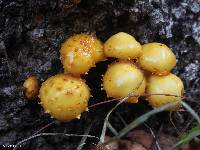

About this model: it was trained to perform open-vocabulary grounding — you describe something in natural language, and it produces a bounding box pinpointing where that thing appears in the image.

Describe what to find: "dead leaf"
[127,130,153,149]
[119,140,147,150]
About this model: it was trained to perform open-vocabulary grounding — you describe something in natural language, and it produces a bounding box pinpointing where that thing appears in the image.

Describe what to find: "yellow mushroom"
[146,73,184,110]
[60,34,105,75]
[39,74,90,122]
[23,76,39,100]
[104,32,142,60]
[139,43,176,75]
[103,61,145,103]
[89,34,105,62]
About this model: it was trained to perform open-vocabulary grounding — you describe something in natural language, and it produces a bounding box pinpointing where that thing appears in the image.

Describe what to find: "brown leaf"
[119,140,147,150]
[156,133,177,150]
[127,130,153,149]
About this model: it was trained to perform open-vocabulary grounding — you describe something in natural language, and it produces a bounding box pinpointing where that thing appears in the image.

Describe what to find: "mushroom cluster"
[103,32,184,111]
[23,32,184,122]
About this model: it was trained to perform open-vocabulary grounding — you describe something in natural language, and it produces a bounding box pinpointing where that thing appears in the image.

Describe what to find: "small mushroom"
[103,61,146,103]
[39,73,90,122]
[146,73,184,110]
[23,76,39,100]
[104,32,142,60]
[139,43,176,76]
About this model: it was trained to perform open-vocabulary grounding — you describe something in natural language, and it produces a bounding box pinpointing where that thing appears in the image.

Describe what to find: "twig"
[169,112,181,135]
[107,121,118,136]
[142,93,200,106]
[150,124,163,150]
[76,123,93,150]
[99,95,129,143]
[88,93,200,109]
[145,123,162,150]
[115,111,127,127]
[177,109,187,112]
[99,78,144,143]
[88,98,121,108]
[13,133,99,150]
[90,78,144,109]
[33,121,55,135]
